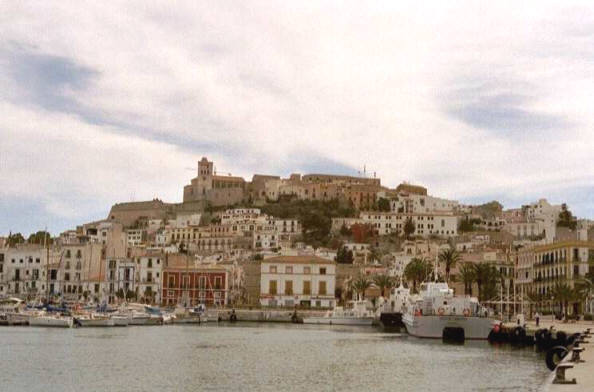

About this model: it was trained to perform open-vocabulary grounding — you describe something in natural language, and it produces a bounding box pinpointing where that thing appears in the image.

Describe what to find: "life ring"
[463,308,470,317]
[437,307,445,316]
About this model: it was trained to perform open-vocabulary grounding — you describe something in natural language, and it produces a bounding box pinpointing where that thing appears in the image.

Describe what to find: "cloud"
[1,1,594,235]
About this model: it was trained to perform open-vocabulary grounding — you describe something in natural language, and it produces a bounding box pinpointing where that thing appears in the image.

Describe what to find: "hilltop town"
[1,156,593,319]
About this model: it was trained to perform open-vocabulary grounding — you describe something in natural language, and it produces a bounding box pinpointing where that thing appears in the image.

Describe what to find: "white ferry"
[402,281,498,340]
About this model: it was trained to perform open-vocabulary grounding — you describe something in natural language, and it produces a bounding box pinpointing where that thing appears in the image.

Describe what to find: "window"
[318,281,327,295]
[168,276,175,288]
[148,259,153,268]
[303,281,311,295]
[285,266,293,274]
[269,265,277,273]
[269,280,277,295]
[36,258,40,263]
[285,280,293,295]
[94,284,99,293]
[183,275,190,289]
[320,267,326,275]
[303,267,311,274]
[215,276,222,290]
[199,276,206,289]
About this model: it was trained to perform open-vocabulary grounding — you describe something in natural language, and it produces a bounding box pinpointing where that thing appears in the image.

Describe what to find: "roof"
[262,255,335,265]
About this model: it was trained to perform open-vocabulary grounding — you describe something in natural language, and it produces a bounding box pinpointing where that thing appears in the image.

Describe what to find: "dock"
[521,320,594,391]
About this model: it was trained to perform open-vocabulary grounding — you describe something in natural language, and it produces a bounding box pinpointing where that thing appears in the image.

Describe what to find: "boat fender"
[555,331,567,346]
[437,307,445,316]
[463,308,470,317]
[545,346,568,371]
[513,326,526,340]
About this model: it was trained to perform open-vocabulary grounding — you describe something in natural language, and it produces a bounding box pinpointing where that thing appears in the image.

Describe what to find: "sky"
[1,1,593,236]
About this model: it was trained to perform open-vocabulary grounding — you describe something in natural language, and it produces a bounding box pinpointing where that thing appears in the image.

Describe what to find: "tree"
[339,224,352,236]
[459,263,476,295]
[377,197,391,212]
[373,274,394,297]
[27,231,53,245]
[439,248,461,283]
[473,263,500,302]
[551,282,573,320]
[557,203,577,230]
[403,218,415,239]
[404,257,430,293]
[351,276,372,300]
[335,246,354,264]
[7,233,25,247]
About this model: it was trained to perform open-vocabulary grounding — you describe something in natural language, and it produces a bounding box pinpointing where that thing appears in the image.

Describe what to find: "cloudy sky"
[1,1,593,236]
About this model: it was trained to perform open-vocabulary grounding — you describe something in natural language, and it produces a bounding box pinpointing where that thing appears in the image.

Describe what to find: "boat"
[110,314,131,327]
[376,283,410,330]
[74,313,115,327]
[303,300,375,326]
[29,314,74,328]
[401,281,499,340]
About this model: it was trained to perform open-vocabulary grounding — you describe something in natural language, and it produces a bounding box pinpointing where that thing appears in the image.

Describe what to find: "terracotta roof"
[262,255,335,265]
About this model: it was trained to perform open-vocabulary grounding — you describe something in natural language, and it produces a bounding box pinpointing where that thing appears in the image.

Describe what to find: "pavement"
[529,319,594,391]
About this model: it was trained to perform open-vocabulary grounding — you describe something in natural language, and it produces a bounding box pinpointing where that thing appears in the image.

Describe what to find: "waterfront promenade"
[523,320,594,391]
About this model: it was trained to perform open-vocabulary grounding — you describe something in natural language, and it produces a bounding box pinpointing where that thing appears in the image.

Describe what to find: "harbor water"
[1,323,549,391]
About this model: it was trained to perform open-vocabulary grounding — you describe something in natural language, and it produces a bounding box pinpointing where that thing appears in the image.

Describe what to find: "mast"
[45,229,50,303]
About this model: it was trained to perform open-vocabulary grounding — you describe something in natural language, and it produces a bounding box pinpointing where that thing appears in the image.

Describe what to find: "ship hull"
[402,314,497,340]
[302,317,374,326]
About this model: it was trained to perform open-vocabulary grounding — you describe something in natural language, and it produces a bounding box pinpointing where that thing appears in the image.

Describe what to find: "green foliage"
[373,274,394,297]
[7,233,26,247]
[458,263,476,295]
[350,276,372,300]
[474,201,503,219]
[403,218,415,239]
[404,257,430,293]
[585,314,593,321]
[439,248,461,282]
[335,246,354,264]
[473,263,501,302]
[557,203,577,230]
[27,231,53,245]
[377,197,391,212]
[259,199,357,247]
[339,224,352,236]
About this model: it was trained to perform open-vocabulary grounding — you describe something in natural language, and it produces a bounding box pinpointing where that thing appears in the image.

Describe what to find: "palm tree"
[574,278,593,315]
[551,282,573,320]
[473,263,500,302]
[439,248,461,283]
[373,274,394,297]
[458,263,476,296]
[404,257,430,294]
[351,276,372,300]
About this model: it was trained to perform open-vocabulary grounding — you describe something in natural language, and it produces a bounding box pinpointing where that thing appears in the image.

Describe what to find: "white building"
[260,256,336,308]
[390,193,459,215]
[137,254,163,304]
[357,212,459,237]
[126,229,146,247]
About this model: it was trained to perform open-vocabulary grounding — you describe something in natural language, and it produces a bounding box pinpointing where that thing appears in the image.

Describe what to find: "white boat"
[402,281,499,340]
[376,284,411,329]
[110,314,131,326]
[0,297,24,313]
[303,300,375,326]
[74,314,115,327]
[29,315,74,328]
